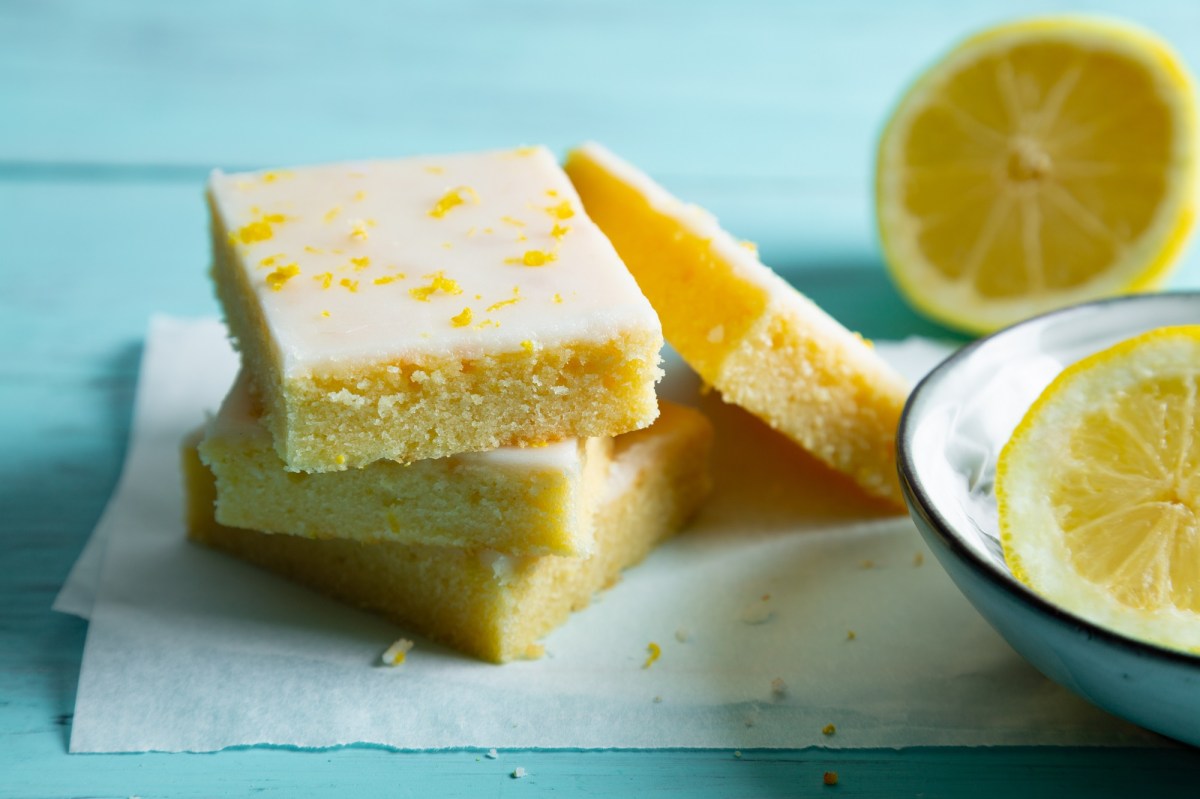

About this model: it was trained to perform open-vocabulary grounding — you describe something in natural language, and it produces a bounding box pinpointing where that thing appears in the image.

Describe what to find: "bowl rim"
[896,290,1200,669]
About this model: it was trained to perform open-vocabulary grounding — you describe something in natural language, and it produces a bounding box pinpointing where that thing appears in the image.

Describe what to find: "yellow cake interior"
[184,402,713,663]
[565,143,909,507]
[198,371,614,557]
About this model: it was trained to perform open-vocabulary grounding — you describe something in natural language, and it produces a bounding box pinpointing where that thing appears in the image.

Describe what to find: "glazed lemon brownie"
[207,147,663,472]
[197,370,612,557]
[565,143,909,506]
[184,402,713,663]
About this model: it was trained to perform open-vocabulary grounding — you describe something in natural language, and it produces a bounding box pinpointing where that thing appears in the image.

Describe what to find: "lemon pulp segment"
[998,325,1200,651]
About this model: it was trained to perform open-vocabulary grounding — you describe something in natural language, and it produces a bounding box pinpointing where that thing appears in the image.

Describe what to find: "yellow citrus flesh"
[997,326,1200,652]
[877,17,1197,334]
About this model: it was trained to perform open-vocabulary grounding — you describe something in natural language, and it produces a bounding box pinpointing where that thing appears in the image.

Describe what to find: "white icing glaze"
[208,147,660,375]
[210,370,588,471]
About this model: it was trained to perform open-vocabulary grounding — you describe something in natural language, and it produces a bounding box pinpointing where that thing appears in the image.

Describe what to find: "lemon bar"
[565,143,909,506]
[197,371,613,556]
[183,402,713,663]
[207,147,663,472]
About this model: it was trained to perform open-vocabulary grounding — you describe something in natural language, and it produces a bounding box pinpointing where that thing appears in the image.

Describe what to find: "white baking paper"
[62,316,1161,752]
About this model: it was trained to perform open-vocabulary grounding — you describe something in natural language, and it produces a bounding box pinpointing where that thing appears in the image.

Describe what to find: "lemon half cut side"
[997,325,1200,653]
[877,16,1198,335]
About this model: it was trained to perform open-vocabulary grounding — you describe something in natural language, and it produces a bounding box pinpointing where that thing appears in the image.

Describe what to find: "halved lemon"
[997,326,1200,653]
[877,17,1197,335]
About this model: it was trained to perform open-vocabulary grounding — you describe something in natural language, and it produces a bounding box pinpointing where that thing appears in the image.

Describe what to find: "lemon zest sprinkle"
[409,271,463,301]
[505,249,557,267]
[339,278,359,292]
[265,263,300,291]
[544,200,574,220]
[324,207,342,223]
[487,297,520,312]
[551,223,571,240]
[233,220,275,244]
[350,256,370,270]
[501,215,526,227]
[313,272,334,289]
[643,642,661,669]
[450,307,473,327]
[429,186,480,218]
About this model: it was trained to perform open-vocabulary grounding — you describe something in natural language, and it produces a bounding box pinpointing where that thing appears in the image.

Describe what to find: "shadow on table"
[774,257,969,345]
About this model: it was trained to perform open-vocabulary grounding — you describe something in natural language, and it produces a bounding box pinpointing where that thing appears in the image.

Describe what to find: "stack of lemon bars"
[183,144,909,663]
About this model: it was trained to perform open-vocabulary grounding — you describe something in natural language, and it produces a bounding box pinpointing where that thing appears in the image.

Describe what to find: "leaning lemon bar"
[566,143,909,505]
[184,402,713,663]
[208,147,663,472]
[198,371,613,557]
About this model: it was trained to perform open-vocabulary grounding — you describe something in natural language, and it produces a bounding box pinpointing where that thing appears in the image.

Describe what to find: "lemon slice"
[997,326,1200,652]
[877,17,1197,334]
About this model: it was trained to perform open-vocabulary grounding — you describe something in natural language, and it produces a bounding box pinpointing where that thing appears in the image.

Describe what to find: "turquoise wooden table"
[7,1,1200,795]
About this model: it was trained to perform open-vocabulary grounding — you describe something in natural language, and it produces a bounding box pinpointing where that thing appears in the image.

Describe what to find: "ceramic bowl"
[898,292,1200,746]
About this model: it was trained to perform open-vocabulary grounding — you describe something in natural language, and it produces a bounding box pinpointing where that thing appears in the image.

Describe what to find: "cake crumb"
[643,641,661,669]
[823,771,838,786]
[511,767,527,779]
[652,696,663,704]
[733,750,742,759]
[674,627,690,643]
[381,638,414,666]
[860,559,875,570]
[913,552,925,567]
[770,677,787,699]
[485,748,499,760]
[822,723,836,736]
[846,630,857,641]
